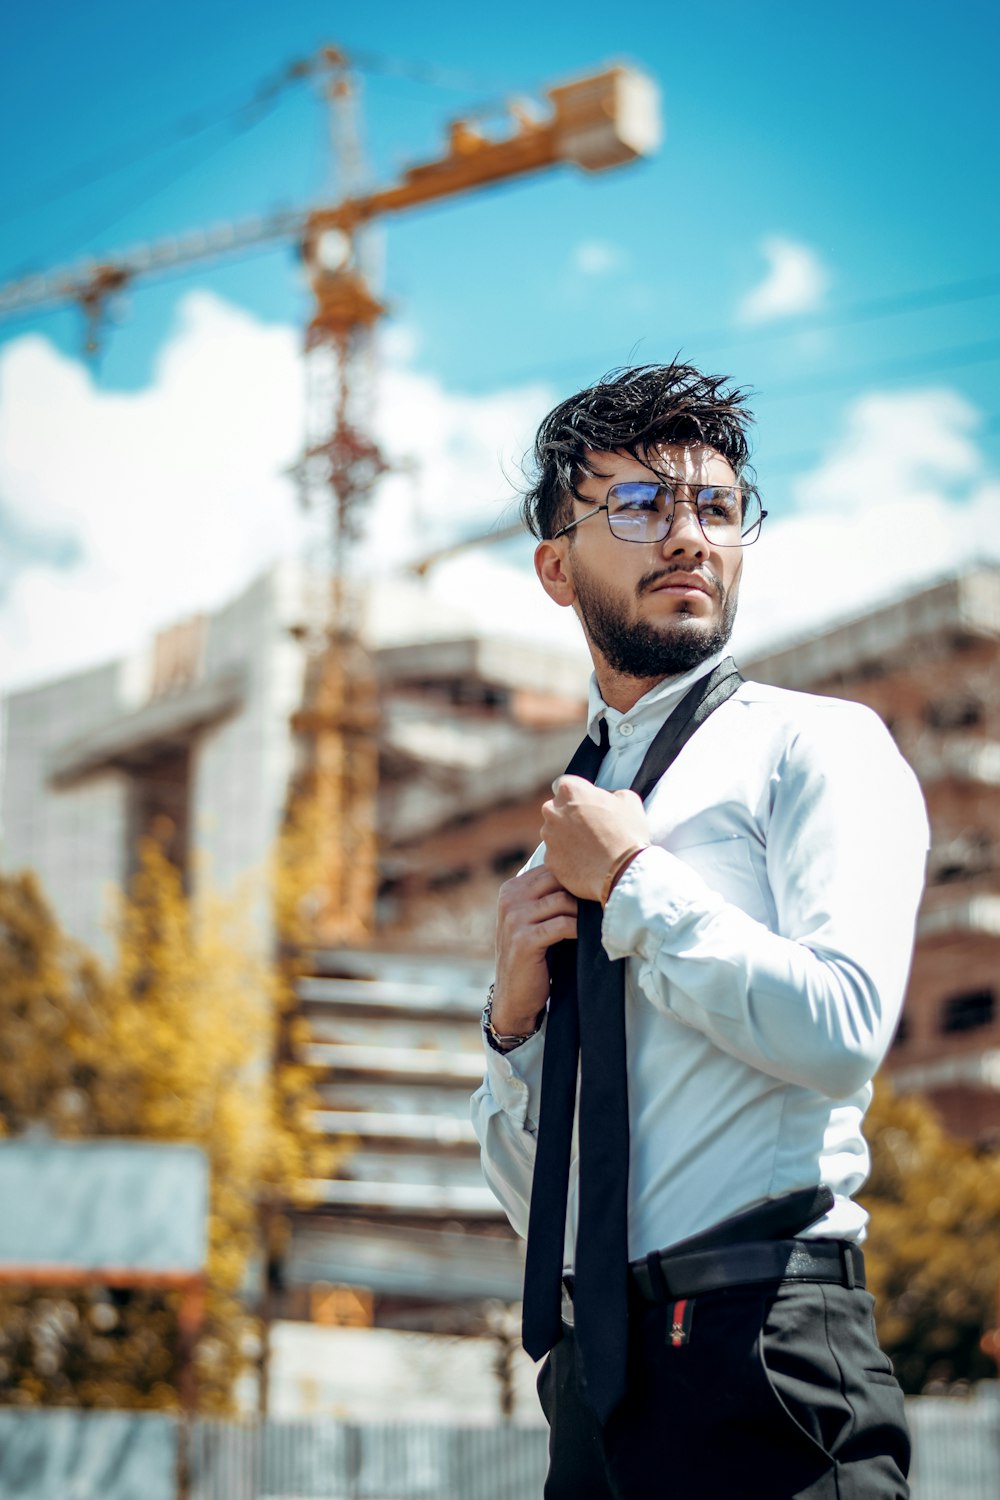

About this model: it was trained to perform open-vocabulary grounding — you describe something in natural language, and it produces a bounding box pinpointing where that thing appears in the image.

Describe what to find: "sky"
[2,0,999,693]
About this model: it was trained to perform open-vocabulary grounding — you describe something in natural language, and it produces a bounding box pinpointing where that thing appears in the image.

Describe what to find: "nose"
[661,499,707,559]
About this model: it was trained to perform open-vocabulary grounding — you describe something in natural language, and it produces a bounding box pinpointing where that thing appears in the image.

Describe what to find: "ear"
[534,538,576,608]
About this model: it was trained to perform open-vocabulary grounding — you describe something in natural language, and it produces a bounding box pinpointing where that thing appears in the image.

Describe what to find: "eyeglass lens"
[606,483,762,545]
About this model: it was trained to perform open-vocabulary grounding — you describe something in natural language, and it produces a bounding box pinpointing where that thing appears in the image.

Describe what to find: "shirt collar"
[586,646,731,744]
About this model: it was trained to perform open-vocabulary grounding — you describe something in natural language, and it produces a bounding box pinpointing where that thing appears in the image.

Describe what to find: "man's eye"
[611,487,661,513]
[699,489,739,520]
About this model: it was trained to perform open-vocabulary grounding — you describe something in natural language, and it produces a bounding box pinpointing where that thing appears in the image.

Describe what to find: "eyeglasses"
[552,481,767,547]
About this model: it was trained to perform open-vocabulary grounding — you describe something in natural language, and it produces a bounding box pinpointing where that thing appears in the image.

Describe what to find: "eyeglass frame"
[551,479,768,547]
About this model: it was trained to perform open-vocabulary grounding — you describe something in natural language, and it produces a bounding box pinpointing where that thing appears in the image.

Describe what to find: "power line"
[761,411,1000,476]
[693,275,1000,353]
[36,96,292,269]
[3,69,305,229]
[759,337,1000,400]
[472,274,1000,392]
[345,48,509,95]
[2,46,507,232]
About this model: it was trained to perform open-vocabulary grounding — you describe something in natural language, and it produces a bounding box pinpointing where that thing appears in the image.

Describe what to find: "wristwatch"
[481,983,543,1053]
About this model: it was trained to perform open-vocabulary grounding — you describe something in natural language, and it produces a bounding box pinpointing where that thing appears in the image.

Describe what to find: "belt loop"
[840,1242,856,1290]
[645,1250,670,1302]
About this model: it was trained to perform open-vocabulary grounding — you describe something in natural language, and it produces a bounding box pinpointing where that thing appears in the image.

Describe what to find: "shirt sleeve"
[602,702,929,1098]
[470,1017,546,1238]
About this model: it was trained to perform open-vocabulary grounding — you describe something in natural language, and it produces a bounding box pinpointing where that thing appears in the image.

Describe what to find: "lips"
[646,571,714,597]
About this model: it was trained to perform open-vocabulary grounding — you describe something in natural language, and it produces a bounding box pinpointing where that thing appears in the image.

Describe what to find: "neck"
[593,662,670,713]
[592,645,729,714]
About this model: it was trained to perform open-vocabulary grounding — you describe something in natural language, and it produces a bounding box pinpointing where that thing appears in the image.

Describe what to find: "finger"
[518,864,570,893]
[502,882,576,924]
[500,865,567,902]
[533,912,578,944]
[550,774,586,801]
[527,889,578,922]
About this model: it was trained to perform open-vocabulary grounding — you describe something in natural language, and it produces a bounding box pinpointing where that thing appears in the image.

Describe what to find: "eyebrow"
[607,475,738,488]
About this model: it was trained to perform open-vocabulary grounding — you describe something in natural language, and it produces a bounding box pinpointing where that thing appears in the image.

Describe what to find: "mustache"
[636,563,723,600]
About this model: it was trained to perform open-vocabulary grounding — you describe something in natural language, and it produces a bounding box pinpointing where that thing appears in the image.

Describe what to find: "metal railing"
[1,1396,999,1500]
[186,1420,548,1500]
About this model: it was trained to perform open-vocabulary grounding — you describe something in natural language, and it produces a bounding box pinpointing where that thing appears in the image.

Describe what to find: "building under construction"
[0,562,589,1343]
[750,564,1000,1144]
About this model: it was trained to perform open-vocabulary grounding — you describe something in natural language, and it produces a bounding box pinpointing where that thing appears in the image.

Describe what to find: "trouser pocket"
[596,1282,909,1499]
[756,1282,910,1498]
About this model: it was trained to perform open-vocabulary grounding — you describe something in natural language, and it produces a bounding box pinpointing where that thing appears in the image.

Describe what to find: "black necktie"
[522,658,744,1422]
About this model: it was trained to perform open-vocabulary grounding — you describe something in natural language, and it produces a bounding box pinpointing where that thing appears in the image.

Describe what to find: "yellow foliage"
[0,839,332,1413]
[861,1081,1000,1392]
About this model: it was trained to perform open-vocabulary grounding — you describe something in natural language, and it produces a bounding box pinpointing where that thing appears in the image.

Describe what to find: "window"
[940,988,995,1035]
[126,745,192,885]
[427,866,471,891]
[924,696,984,731]
[491,846,530,875]
[930,832,993,886]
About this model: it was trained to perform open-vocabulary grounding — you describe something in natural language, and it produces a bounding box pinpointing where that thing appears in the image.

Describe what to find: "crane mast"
[292,54,387,946]
[1,49,660,945]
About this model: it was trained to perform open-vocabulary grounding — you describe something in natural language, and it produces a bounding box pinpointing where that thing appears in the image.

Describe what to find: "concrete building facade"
[0,564,589,1333]
[1,566,308,958]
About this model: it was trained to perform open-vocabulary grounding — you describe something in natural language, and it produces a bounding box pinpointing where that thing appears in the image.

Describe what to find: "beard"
[572,559,739,679]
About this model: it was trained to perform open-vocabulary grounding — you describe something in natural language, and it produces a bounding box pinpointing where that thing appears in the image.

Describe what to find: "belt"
[565,1238,865,1307]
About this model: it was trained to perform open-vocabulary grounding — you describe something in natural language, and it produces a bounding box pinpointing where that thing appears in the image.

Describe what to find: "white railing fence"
[0,1392,998,1499]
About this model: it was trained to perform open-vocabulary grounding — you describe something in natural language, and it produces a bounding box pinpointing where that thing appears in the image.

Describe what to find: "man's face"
[541,443,745,682]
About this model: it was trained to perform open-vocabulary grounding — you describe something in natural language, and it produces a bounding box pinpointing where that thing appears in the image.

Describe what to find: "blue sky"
[2,0,999,689]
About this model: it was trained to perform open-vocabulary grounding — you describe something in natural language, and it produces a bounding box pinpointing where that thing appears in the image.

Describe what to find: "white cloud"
[0,294,307,692]
[0,294,556,692]
[737,236,829,325]
[424,548,590,658]
[572,240,625,277]
[366,344,551,575]
[2,292,997,699]
[732,387,1000,658]
[418,384,1000,666]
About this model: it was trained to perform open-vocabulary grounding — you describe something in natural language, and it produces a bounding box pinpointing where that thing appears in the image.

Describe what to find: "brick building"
[748,564,1000,1143]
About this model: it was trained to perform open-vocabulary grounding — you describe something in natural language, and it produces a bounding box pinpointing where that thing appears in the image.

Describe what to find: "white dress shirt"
[471,650,929,1268]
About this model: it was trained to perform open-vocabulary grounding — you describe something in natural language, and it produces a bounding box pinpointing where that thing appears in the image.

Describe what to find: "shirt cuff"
[481,1015,547,1129]
[602,843,718,961]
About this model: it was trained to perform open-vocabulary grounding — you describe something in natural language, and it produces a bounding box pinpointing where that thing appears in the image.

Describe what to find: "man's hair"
[521,362,756,540]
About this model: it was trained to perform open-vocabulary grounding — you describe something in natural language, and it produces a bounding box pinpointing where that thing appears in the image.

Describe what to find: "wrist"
[600,844,649,907]
[482,984,545,1052]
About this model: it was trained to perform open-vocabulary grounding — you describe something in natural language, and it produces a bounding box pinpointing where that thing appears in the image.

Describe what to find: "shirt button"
[618,722,634,737]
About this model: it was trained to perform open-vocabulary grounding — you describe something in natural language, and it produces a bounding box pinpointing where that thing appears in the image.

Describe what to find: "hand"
[541,776,651,904]
[493,866,578,1035]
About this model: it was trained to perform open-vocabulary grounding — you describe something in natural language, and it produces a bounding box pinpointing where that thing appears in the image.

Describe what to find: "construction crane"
[0,47,660,944]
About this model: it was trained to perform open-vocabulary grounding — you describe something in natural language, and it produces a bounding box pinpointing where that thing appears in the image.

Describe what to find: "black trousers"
[536,1279,910,1499]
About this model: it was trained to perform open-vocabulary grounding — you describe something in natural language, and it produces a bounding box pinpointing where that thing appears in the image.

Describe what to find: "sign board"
[0,1140,209,1274]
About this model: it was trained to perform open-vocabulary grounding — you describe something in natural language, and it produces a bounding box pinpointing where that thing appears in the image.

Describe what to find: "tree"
[0,842,326,1412]
[861,1081,1000,1393]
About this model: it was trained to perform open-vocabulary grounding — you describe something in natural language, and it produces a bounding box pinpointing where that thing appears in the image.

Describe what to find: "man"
[470,363,928,1499]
